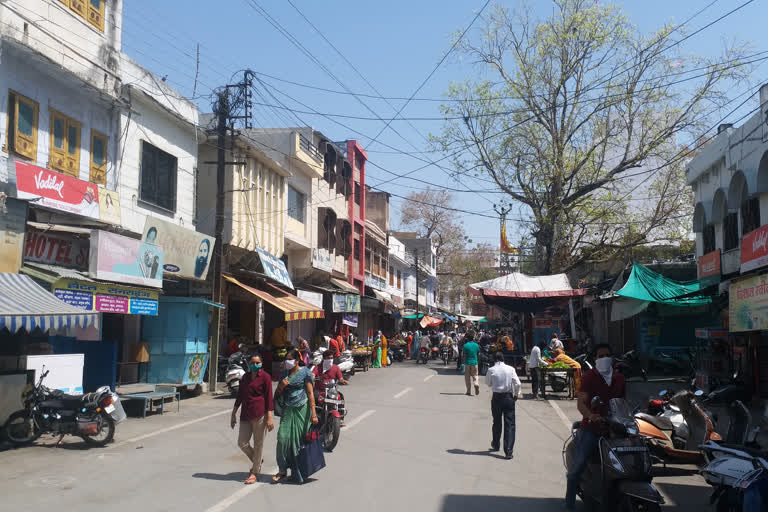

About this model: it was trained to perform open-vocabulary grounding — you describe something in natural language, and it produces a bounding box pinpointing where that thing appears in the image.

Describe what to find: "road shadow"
[440,494,568,511]
[439,392,469,396]
[192,471,251,482]
[429,366,461,376]
[446,448,506,460]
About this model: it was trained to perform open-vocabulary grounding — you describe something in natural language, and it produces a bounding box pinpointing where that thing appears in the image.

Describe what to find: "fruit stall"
[350,346,372,372]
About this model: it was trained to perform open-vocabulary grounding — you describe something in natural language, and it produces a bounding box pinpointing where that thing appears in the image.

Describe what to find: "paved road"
[0,362,711,511]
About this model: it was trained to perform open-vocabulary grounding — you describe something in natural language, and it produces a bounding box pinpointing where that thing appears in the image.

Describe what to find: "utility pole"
[208,71,254,393]
[493,202,513,276]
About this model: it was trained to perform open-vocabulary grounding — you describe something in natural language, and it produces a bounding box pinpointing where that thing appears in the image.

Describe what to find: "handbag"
[297,427,325,479]
[273,390,284,417]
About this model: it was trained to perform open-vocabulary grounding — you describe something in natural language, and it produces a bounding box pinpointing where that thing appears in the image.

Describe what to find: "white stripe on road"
[109,410,230,449]
[547,399,573,431]
[423,374,435,382]
[204,466,277,512]
[393,387,412,399]
[344,409,375,431]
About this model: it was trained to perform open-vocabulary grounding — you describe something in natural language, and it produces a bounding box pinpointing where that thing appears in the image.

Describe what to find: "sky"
[121,0,767,251]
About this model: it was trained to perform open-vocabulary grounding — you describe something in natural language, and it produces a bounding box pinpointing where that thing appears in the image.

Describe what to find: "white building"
[391,232,438,314]
[387,235,407,309]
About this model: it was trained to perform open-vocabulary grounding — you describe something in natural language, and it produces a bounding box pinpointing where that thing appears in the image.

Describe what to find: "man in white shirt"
[528,342,548,400]
[486,352,521,459]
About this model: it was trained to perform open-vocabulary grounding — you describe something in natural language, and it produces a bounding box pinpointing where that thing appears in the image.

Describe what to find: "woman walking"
[380,332,388,367]
[297,336,311,367]
[371,332,382,368]
[273,349,318,484]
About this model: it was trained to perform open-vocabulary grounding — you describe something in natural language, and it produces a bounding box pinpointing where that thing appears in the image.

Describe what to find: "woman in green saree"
[273,349,318,483]
[371,332,382,368]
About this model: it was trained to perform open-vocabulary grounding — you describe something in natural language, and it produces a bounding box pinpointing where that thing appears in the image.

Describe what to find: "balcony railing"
[299,133,323,164]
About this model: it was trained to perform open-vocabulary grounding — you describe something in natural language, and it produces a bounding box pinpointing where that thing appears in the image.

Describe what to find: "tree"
[434,0,748,274]
[440,243,499,313]
[399,187,467,268]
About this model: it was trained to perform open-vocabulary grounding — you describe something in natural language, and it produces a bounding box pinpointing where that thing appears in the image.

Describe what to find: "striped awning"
[224,275,324,322]
[0,273,99,333]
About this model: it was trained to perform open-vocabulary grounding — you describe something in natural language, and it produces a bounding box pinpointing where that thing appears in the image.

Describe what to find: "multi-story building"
[686,83,768,395]
[391,232,439,315]
[387,235,408,310]
[345,141,367,294]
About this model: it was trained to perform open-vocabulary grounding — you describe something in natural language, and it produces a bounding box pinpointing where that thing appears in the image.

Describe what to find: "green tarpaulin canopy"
[615,264,711,306]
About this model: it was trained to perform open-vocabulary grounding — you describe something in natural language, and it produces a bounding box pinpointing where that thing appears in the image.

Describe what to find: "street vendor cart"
[539,366,578,399]
[351,348,372,372]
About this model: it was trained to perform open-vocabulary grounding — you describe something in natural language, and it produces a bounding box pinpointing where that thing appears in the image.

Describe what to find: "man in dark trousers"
[565,343,626,510]
[485,351,521,459]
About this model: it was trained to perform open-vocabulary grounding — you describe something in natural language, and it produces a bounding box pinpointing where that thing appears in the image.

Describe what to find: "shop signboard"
[89,230,163,288]
[15,161,100,220]
[741,224,768,273]
[311,248,332,272]
[342,313,358,327]
[256,246,293,289]
[698,249,721,285]
[53,279,159,315]
[365,273,386,290]
[142,217,214,280]
[98,186,121,225]
[297,289,324,309]
[533,317,558,329]
[332,294,361,313]
[729,273,768,332]
[23,230,89,269]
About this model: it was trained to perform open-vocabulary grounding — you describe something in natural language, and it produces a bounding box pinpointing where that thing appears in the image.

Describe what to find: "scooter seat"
[635,412,674,431]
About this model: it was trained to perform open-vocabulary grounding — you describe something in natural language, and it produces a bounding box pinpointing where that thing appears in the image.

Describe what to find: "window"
[59,0,105,32]
[724,212,739,251]
[5,91,39,160]
[139,141,178,212]
[389,266,394,286]
[49,109,81,176]
[703,224,716,254]
[354,183,361,205]
[741,198,761,236]
[287,186,306,222]
[365,246,371,272]
[397,270,402,289]
[89,130,108,184]
[354,238,361,262]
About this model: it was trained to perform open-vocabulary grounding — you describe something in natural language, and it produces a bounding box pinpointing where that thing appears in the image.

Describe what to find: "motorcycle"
[4,369,125,447]
[418,347,430,364]
[430,346,440,361]
[634,389,721,465]
[440,344,452,365]
[390,345,405,363]
[615,350,648,382]
[315,378,346,452]
[338,350,355,378]
[478,345,490,376]
[563,397,664,511]
[225,352,248,397]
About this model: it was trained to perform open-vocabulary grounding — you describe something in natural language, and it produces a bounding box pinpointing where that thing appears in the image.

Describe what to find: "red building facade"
[346,140,367,294]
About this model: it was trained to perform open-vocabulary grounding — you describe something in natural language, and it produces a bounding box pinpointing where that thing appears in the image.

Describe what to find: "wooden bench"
[119,385,180,418]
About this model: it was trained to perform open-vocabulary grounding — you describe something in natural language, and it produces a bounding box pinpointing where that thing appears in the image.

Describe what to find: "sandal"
[244,475,258,485]
[272,471,287,483]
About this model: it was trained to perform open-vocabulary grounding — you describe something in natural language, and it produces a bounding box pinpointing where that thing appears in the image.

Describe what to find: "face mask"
[595,356,613,373]
[322,360,333,372]
[249,363,262,372]
[284,359,296,370]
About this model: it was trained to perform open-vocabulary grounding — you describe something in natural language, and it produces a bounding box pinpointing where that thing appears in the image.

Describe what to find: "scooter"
[4,369,125,447]
[615,350,648,381]
[634,389,721,465]
[225,352,248,397]
[563,397,664,511]
[338,350,355,378]
[390,345,406,363]
[700,442,768,512]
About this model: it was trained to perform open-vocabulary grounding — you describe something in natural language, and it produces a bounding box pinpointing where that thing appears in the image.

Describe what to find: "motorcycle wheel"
[229,383,239,398]
[323,415,341,452]
[82,412,116,446]
[551,377,566,393]
[4,410,42,445]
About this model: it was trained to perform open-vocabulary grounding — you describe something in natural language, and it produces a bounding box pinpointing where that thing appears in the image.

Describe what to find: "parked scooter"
[390,345,406,363]
[338,350,355,378]
[4,369,125,447]
[563,397,664,511]
[615,350,648,381]
[315,378,346,452]
[634,389,721,465]
[226,352,248,397]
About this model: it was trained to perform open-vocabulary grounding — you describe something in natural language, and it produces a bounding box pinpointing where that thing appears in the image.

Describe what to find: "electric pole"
[208,71,254,393]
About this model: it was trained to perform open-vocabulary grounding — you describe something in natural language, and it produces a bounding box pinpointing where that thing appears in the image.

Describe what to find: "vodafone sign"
[742,224,768,273]
[15,161,100,220]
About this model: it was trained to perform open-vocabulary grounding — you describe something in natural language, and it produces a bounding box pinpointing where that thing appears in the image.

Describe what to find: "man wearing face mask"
[312,350,348,387]
[231,355,275,485]
[565,343,626,510]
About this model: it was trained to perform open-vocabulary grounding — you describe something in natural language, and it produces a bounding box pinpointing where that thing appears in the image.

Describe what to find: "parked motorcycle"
[390,345,405,363]
[315,378,346,452]
[563,397,664,511]
[615,350,648,381]
[226,352,248,397]
[634,389,721,465]
[338,350,356,378]
[440,344,452,365]
[4,369,125,447]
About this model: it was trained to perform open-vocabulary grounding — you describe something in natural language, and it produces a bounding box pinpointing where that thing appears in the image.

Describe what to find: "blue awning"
[0,273,99,333]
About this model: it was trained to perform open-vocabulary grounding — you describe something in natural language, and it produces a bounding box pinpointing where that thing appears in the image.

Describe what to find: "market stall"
[351,347,372,372]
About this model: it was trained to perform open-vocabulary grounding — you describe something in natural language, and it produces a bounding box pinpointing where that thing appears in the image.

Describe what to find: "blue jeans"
[566,429,600,507]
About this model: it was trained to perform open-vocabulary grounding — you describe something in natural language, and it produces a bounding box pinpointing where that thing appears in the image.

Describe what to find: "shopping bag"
[297,436,326,479]
[273,391,284,417]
